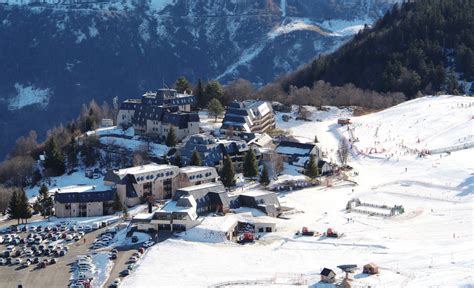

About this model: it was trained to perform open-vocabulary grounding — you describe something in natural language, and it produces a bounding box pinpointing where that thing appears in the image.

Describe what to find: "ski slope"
[122,96,474,287]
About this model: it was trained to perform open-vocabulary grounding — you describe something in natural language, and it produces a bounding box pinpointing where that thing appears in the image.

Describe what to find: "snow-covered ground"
[122,96,474,287]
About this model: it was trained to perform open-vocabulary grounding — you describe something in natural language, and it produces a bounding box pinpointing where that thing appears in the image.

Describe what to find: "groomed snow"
[122,96,474,287]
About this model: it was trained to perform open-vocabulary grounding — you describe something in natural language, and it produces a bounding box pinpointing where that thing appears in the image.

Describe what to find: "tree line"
[276,0,474,99]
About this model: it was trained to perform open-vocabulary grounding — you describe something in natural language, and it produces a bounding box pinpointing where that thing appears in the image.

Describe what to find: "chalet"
[229,190,281,217]
[338,117,351,125]
[275,140,321,167]
[220,101,276,136]
[173,182,229,215]
[116,88,199,141]
[104,163,219,207]
[53,185,115,218]
[320,268,336,283]
[176,133,257,173]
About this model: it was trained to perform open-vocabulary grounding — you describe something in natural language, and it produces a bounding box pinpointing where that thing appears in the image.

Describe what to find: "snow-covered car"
[65,234,73,241]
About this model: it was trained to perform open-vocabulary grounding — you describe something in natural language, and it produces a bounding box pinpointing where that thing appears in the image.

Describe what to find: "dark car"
[37,261,47,269]
[110,253,117,260]
[33,257,39,264]
[49,258,57,265]
[120,269,130,277]
[6,257,12,265]
[21,226,27,232]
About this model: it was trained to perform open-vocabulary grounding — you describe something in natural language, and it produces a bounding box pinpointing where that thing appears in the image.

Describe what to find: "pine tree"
[67,136,78,169]
[259,164,270,186]
[173,152,183,168]
[18,189,32,224]
[243,149,258,179]
[34,184,53,218]
[44,137,65,176]
[122,205,129,219]
[165,126,177,147]
[305,154,319,179]
[190,150,202,166]
[221,156,235,188]
[204,80,223,106]
[207,98,224,122]
[194,79,206,108]
[174,76,192,94]
[7,190,20,225]
[113,193,123,213]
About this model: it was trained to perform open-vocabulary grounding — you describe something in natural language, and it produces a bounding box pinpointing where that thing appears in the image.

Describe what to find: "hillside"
[0,0,397,159]
[281,0,474,98]
[121,95,474,287]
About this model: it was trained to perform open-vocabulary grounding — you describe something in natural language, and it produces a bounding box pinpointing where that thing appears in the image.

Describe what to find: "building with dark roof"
[229,190,281,217]
[220,101,276,136]
[53,185,115,218]
[275,140,321,168]
[175,133,258,173]
[116,88,199,141]
[104,163,219,207]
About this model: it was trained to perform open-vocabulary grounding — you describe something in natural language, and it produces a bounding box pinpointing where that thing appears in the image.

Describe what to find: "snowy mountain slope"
[122,95,473,287]
[0,0,397,158]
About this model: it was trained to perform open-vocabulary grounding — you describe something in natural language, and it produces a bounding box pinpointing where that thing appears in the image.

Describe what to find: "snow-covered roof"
[50,184,109,194]
[114,163,177,178]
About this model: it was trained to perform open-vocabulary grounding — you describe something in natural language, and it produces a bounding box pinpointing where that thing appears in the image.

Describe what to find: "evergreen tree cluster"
[282,0,474,98]
[8,188,32,225]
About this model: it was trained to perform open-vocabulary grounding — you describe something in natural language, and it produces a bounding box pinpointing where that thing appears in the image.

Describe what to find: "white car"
[14,258,22,265]
[6,245,15,251]
[110,278,121,288]
[129,256,138,263]
[25,250,34,257]
[65,235,73,241]
[77,225,84,231]
[92,222,100,230]
[0,258,6,265]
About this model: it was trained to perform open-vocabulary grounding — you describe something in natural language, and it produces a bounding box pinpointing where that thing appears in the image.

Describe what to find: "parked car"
[14,258,22,265]
[120,269,130,277]
[84,225,92,233]
[91,222,100,230]
[143,241,154,248]
[37,261,47,269]
[0,258,6,265]
[50,258,57,264]
[110,278,121,288]
[128,256,138,263]
[66,234,73,241]
[22,260,31,268]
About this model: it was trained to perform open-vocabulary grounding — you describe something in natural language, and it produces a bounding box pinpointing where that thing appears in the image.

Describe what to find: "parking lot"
[0,219,125,287]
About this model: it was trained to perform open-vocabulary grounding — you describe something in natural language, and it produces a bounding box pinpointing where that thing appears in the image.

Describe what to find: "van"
[92,222,100,230]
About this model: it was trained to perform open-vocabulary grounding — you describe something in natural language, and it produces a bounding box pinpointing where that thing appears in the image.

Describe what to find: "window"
[65,204,71,210]
[266,227,272,233]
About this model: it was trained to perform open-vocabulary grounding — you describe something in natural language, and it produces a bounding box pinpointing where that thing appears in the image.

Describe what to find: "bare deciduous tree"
[269,152,284,176]
[337,138,350,166]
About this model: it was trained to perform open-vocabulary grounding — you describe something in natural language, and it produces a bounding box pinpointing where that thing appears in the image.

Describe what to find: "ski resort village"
[0,89,472,288]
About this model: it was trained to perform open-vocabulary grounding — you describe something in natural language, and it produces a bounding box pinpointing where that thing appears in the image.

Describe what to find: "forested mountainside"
[279,0,474,98]
[0,0,397,159]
